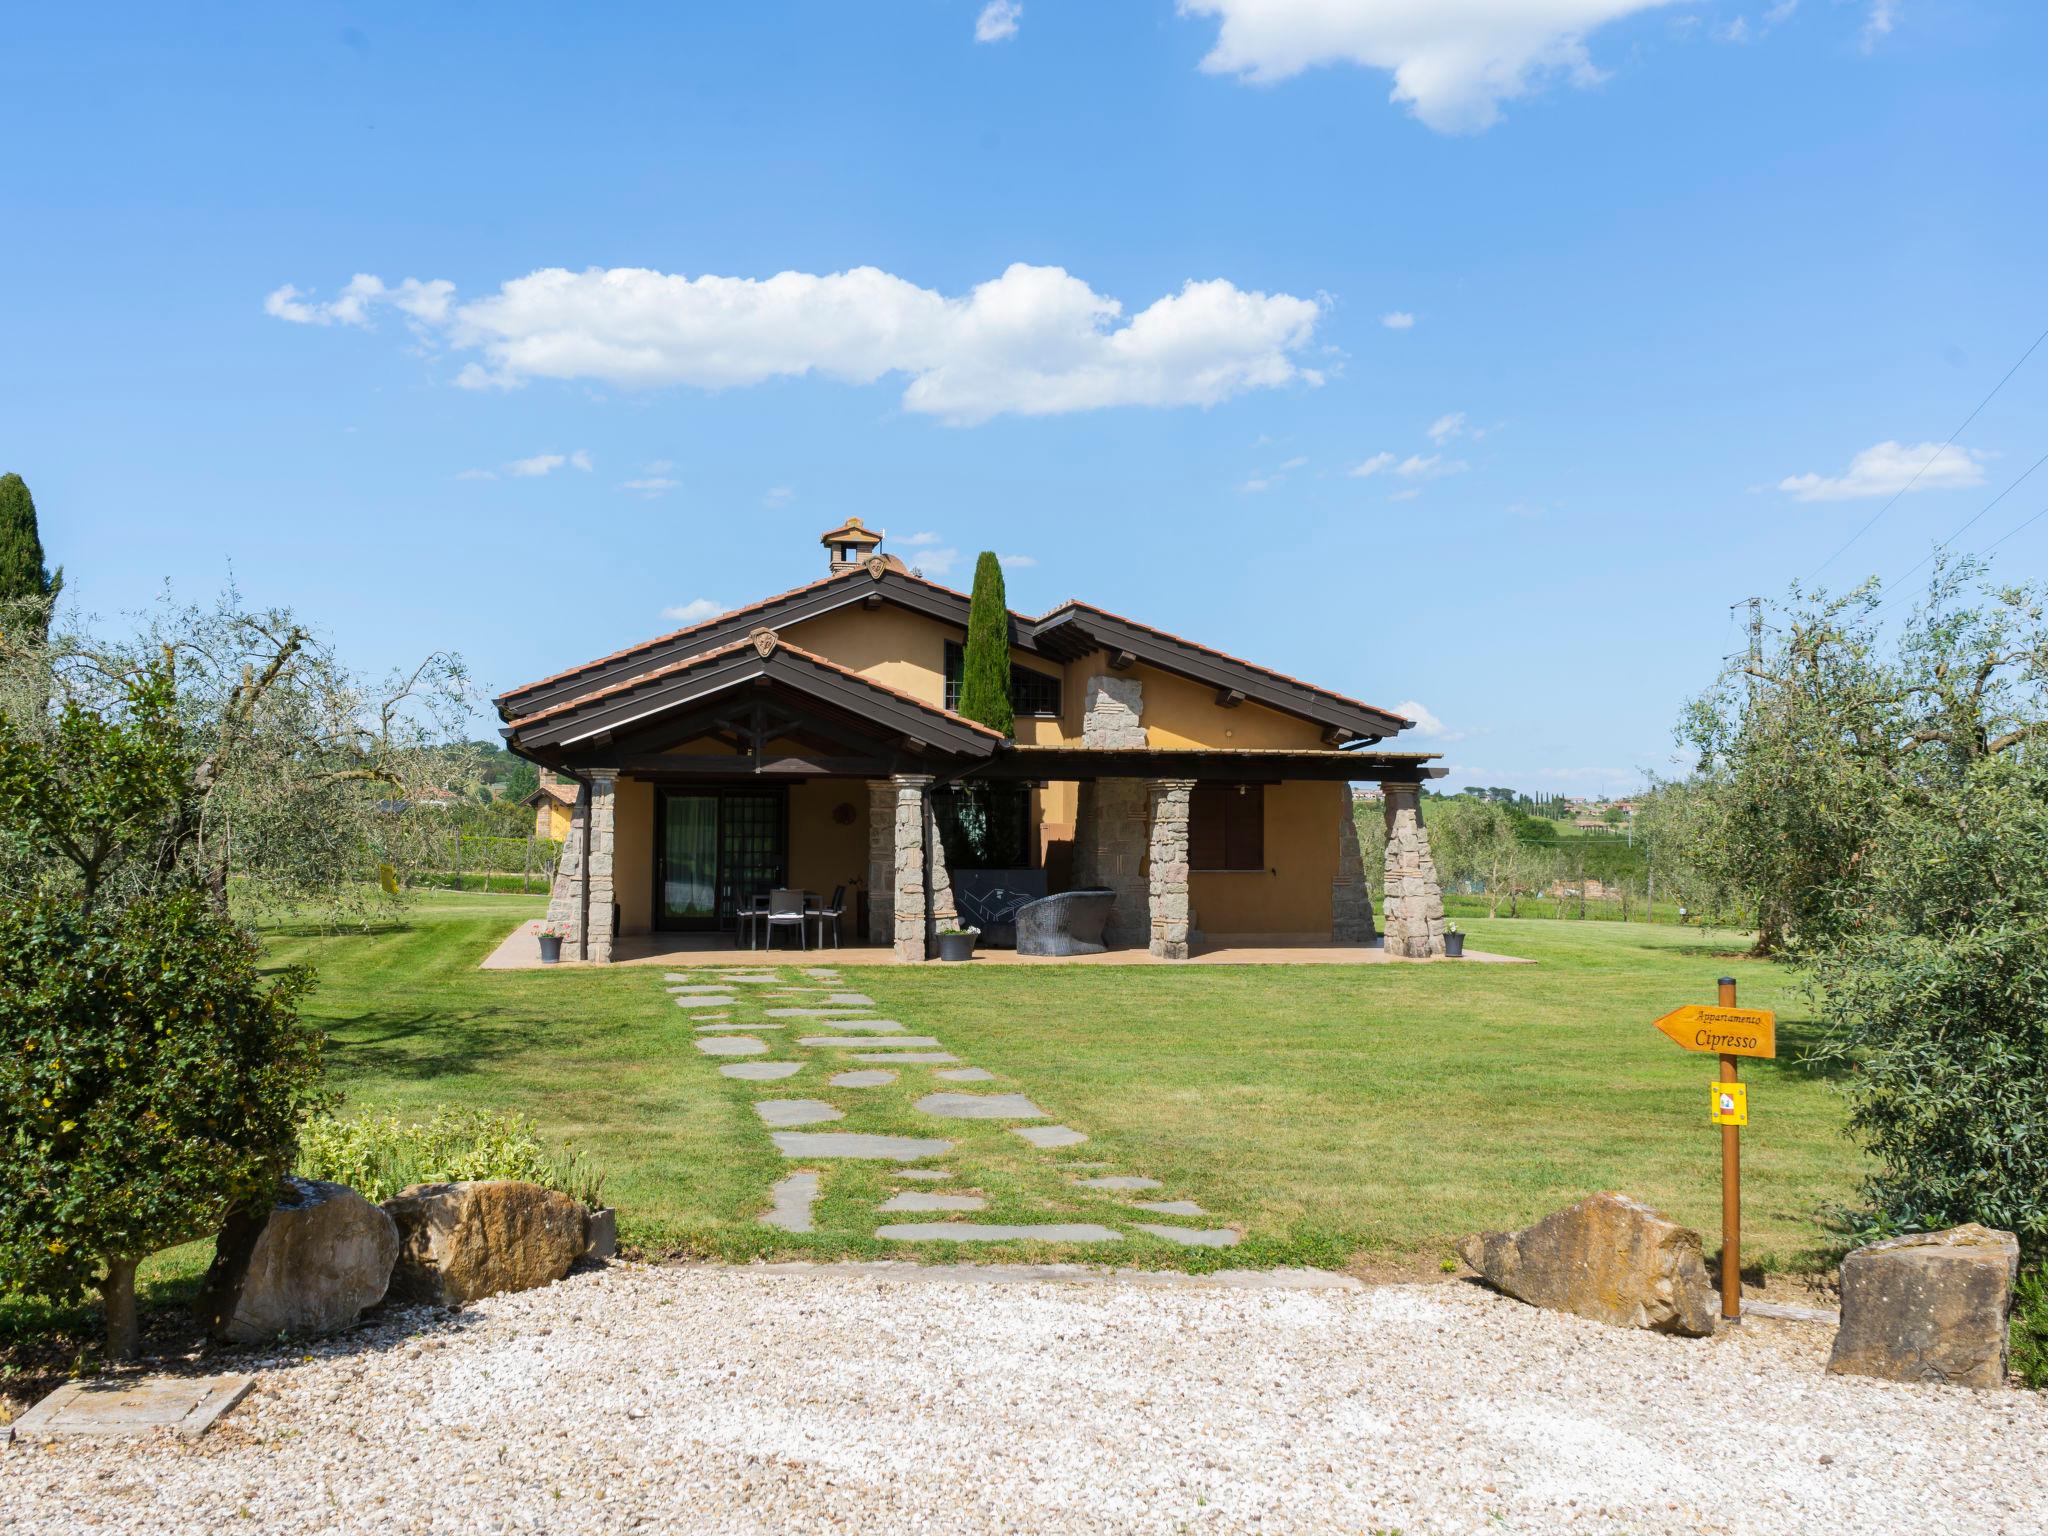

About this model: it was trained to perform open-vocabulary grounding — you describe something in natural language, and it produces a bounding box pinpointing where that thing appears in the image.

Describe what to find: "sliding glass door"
[656,788,787,930]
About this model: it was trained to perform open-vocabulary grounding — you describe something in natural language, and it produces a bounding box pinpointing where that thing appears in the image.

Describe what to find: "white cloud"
[263,274,454,326]
[1395,452,1467,479]
[998,553,1037,568]
[454,467,497,482]
[1778,440,1984,502]
[1350,451,1396,477]
[1716,15,1751,43]
[1389,487,1422,501]
[1280,454,1308,470]
[1381,310,1416,330]
[1395,699,1447,736]
[900,531,944,548]
[273,261,1324,425]
[1241,454,1308,492]
[508,454,565,477]
[763,485,795,507]
[1764,1,1798,22]
[620,476,678,497]
[975,1,1021,43]
[1862,1,1897,51]
[908,547,963,580]
[661,598,725,626]
[1178,0,1673,133]
[1427,411,1467,443]
[569,449,593,472]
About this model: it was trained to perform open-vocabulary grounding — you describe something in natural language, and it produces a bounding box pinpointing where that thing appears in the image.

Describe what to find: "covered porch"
[506,628,1453,965]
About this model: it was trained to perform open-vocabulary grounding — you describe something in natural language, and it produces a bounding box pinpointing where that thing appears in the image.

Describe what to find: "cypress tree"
[0,473,61,635]
[956,551,1014,737]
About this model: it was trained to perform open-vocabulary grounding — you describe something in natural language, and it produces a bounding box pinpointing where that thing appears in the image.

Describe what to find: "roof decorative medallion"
[864,554,889,580]
[748,626,779,658]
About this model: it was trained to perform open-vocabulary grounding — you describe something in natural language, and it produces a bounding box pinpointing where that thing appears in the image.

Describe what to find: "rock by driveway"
[8,1263,2044,1535]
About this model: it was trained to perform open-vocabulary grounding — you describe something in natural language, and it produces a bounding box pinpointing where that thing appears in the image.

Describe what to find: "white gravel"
[7,1262,2045,1535]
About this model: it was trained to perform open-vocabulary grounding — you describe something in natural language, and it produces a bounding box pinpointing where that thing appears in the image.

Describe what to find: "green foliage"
[0,472,61,626]
[1677,560,2045,955]
[2013,1267,2048,1390]
[1811,750,2048,1252]
[957,551,1014,737]
[0,889,323,1307]
[0,658,189,907]
[297,1106,606,1208]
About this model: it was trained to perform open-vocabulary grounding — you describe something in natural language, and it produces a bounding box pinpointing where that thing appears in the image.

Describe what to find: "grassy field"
[5,890,1868,1352]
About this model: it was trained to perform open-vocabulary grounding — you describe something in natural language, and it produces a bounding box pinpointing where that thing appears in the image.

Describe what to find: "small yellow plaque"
[1710,1081,1748,1127]
[378,862,400,897]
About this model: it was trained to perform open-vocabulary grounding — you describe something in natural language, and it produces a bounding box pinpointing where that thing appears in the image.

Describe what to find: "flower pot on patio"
[1443,930,1465,958]
[538,934,563,964]
[937,929,978,962]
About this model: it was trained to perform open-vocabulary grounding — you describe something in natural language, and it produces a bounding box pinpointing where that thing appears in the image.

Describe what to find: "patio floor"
[479,926,1529,970]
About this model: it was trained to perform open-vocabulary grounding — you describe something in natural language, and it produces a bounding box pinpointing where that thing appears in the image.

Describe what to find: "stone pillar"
[1147,779,1196,960]
[1381,781,1446,959]
[582,769,618,964]
[890,774,933,963]
[866,779,896,945]
[545,779,587,931]
[1332,791,1378,945]
[1075,674,1149,947]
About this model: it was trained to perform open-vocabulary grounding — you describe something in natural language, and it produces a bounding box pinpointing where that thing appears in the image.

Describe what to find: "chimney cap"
[819,517,885,549]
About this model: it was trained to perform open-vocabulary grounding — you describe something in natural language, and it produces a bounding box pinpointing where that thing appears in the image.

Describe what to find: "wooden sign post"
[1650,978,1775,1323]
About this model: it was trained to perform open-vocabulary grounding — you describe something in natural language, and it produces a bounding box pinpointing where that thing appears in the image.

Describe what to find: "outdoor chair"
[736,892,770,949]
[764,888,809,951]
[812,885,846,948]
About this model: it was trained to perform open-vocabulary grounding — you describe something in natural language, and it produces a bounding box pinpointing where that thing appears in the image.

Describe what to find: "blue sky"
[5,2,2043,794]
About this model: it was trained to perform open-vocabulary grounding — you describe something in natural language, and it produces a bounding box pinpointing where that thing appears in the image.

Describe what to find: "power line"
[1871,446,2048,615]
[1803,321,2048,583]
[1981,499,2048,556]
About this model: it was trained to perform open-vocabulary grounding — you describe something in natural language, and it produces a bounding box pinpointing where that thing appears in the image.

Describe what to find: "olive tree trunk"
[102,1257,140,1360]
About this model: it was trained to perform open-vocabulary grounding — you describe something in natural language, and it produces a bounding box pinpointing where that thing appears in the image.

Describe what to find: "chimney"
[819,516,886,575]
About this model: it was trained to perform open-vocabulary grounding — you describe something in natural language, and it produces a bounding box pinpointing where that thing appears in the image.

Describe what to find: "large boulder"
[1457,1192,1719,1337]
[208,1178,399,1343]
[1827,1223,2019,1389]
[382,1179,587,1306]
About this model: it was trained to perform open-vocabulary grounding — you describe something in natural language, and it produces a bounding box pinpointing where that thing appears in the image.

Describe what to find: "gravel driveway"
[7,1261,2044,1535]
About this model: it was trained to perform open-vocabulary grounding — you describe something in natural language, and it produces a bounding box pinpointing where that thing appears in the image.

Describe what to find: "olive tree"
[0,661,324,1357]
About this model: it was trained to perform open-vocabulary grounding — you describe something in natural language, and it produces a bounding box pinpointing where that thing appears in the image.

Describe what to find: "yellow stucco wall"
[1190,779,1343,940]
[595,601,1362,941]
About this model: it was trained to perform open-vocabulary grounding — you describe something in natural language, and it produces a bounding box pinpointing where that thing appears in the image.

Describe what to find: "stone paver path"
[761,1172,820,1233]
[667,964,1242,1254]
[878,1191,987,1213]
[754,1099,845,1128]
[914,1092,1047,1120]
[770,1131,954,1161]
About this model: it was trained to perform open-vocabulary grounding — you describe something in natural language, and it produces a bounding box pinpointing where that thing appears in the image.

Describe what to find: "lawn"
[5,891,1868,1353]
[271,892,1859,1268]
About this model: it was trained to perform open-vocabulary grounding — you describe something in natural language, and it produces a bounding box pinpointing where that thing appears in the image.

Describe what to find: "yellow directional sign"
[1652,1004,1776,1060]
[1710,1081,1748,1126]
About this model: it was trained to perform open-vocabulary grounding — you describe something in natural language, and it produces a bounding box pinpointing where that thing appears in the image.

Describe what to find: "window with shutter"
[1190,784,1264,871]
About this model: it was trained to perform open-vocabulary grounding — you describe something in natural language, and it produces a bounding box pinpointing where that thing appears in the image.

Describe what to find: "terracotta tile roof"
[1032,600,1413,728]
[507,634,1006,742]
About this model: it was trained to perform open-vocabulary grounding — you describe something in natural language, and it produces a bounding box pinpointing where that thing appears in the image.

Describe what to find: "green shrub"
[2014,1268,2048,1391]
[0,890,324,1357]
[297,1106,606,1208]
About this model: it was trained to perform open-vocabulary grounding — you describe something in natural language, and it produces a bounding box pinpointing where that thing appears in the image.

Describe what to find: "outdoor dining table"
[736,892,823,950]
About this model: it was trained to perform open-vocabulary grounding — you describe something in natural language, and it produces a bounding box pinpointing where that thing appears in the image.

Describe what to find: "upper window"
[1191,783,1266,871]
[943,642,1063,719]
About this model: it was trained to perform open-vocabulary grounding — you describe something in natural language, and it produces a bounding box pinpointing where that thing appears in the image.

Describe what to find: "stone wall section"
[544,779,586,931]
[891,775,932,962]
[1074,674,1150,947]
[582,770,618,963]
[1146,779,1195,960]
[1331,795,1378,944]
[1381,781,1446,958]
[866,779,896,945]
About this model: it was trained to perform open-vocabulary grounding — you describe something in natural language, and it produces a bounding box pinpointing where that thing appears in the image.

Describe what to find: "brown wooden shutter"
[1190,785,1227,870]
[1225,784,1264,871]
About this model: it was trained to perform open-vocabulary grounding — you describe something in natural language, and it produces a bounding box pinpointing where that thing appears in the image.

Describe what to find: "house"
[496,519,1449,962]
[524,772,578,842]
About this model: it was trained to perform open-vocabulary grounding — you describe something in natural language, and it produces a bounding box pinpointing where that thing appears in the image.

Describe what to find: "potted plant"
[535,919,569,964]
[936,925,979,962]
[1443,923,1465,959]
